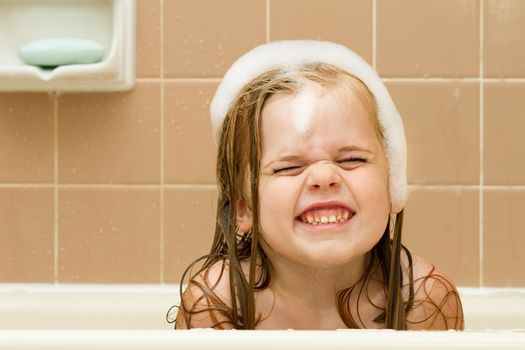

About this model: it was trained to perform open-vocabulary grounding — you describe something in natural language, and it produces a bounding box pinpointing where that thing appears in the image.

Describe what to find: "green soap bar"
[19,38,104,67]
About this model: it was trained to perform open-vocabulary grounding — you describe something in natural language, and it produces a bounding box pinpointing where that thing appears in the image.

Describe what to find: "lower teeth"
[307,219,346,225]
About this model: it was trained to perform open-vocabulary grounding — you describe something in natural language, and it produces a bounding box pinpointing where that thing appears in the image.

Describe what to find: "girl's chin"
[289,239,372,268]
[293,247,364,269]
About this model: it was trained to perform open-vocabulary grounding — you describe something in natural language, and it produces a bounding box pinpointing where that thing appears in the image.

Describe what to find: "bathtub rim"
[1,284,524,331]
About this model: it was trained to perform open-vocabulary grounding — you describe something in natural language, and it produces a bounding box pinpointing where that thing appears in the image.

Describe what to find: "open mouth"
[297,205,354,225]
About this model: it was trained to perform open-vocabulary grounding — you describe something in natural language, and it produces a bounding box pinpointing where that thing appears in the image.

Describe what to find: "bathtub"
[0,284,524,349]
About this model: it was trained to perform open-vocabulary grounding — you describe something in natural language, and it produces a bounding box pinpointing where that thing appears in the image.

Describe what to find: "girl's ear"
[236,198,253,232]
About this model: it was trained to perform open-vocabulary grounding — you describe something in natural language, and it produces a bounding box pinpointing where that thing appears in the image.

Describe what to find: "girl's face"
[255,83,390,269]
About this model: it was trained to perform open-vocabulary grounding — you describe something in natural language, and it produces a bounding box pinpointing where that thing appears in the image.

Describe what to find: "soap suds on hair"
[291,82,323,134]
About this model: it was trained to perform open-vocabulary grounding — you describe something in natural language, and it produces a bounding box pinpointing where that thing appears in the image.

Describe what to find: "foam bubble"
[291,83,322,134]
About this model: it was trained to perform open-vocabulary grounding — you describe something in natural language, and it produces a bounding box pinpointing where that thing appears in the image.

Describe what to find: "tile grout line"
[407,184,481,190]
[372,0,376,70]
[0,183,218,189]
[137,77,222,82]
[266,0,270,43]
[136,77,525,83]
[383,77,480,82]
[479,0,484,288]
[53,92,59,284]
[160,0,165,284]
[7,183,525,189]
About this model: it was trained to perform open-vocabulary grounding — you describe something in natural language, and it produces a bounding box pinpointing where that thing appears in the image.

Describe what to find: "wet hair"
[167,63,463,330]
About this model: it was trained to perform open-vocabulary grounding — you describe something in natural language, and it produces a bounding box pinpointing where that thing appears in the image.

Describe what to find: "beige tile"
[164,187,217,283]
[403,187,480,286]
[0,93,54,183]
[387,82,479,185]
[484,83,525,185]
[58,188,160,283]
[270,0,372,63]
[377,0,479,77]
[483,189,525,287]
[0,188,54,282]
[484,0,525,77]
[58,82,161,184]
[164,0,266,78]
[164,82,217,184]
[136,0,161,78]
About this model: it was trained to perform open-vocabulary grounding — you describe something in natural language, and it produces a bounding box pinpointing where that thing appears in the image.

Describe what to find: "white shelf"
[0,0,135,92]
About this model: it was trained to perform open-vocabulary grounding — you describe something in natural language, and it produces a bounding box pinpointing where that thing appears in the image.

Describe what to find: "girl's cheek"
[350,171,390,202]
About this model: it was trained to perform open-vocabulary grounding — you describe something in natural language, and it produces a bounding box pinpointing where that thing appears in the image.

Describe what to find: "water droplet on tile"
[453,88,461,101]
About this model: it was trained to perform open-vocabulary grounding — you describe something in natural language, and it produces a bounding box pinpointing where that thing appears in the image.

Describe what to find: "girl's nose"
[306,161,341,191]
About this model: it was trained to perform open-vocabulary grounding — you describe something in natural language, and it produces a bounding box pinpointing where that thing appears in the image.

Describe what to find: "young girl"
[167,40,464,330]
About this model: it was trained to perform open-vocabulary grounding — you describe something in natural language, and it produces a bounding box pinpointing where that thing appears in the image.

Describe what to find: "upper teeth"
[300,208,352,225]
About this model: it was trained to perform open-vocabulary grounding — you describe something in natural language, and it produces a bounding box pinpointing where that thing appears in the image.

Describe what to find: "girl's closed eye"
[273,164,305,175]
[337,156,368,169]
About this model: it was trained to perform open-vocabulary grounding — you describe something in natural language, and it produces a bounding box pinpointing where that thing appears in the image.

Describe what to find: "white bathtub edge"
[0,284,524,330]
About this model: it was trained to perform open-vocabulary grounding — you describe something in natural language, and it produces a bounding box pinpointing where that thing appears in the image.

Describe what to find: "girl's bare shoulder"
[404,251,464,330]
[175,259,235,329]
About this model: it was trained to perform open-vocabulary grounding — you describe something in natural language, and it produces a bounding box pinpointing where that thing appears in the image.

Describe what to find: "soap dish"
[0,0,135,92]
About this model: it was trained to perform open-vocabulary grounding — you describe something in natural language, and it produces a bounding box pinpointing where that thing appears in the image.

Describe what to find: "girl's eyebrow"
[336,145,373,154]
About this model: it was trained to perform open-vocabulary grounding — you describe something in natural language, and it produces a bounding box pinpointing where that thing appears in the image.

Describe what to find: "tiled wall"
[1,0,524,287]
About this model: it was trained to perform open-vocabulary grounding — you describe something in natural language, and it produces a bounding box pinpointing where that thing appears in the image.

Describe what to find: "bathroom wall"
[0,0,524,287]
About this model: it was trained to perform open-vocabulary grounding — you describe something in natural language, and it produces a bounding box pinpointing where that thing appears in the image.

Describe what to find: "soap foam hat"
[210,40,407,212]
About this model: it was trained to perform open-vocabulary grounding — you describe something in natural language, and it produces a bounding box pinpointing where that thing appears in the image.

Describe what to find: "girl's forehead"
[260,85,377,156]
[262,83,365,129]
